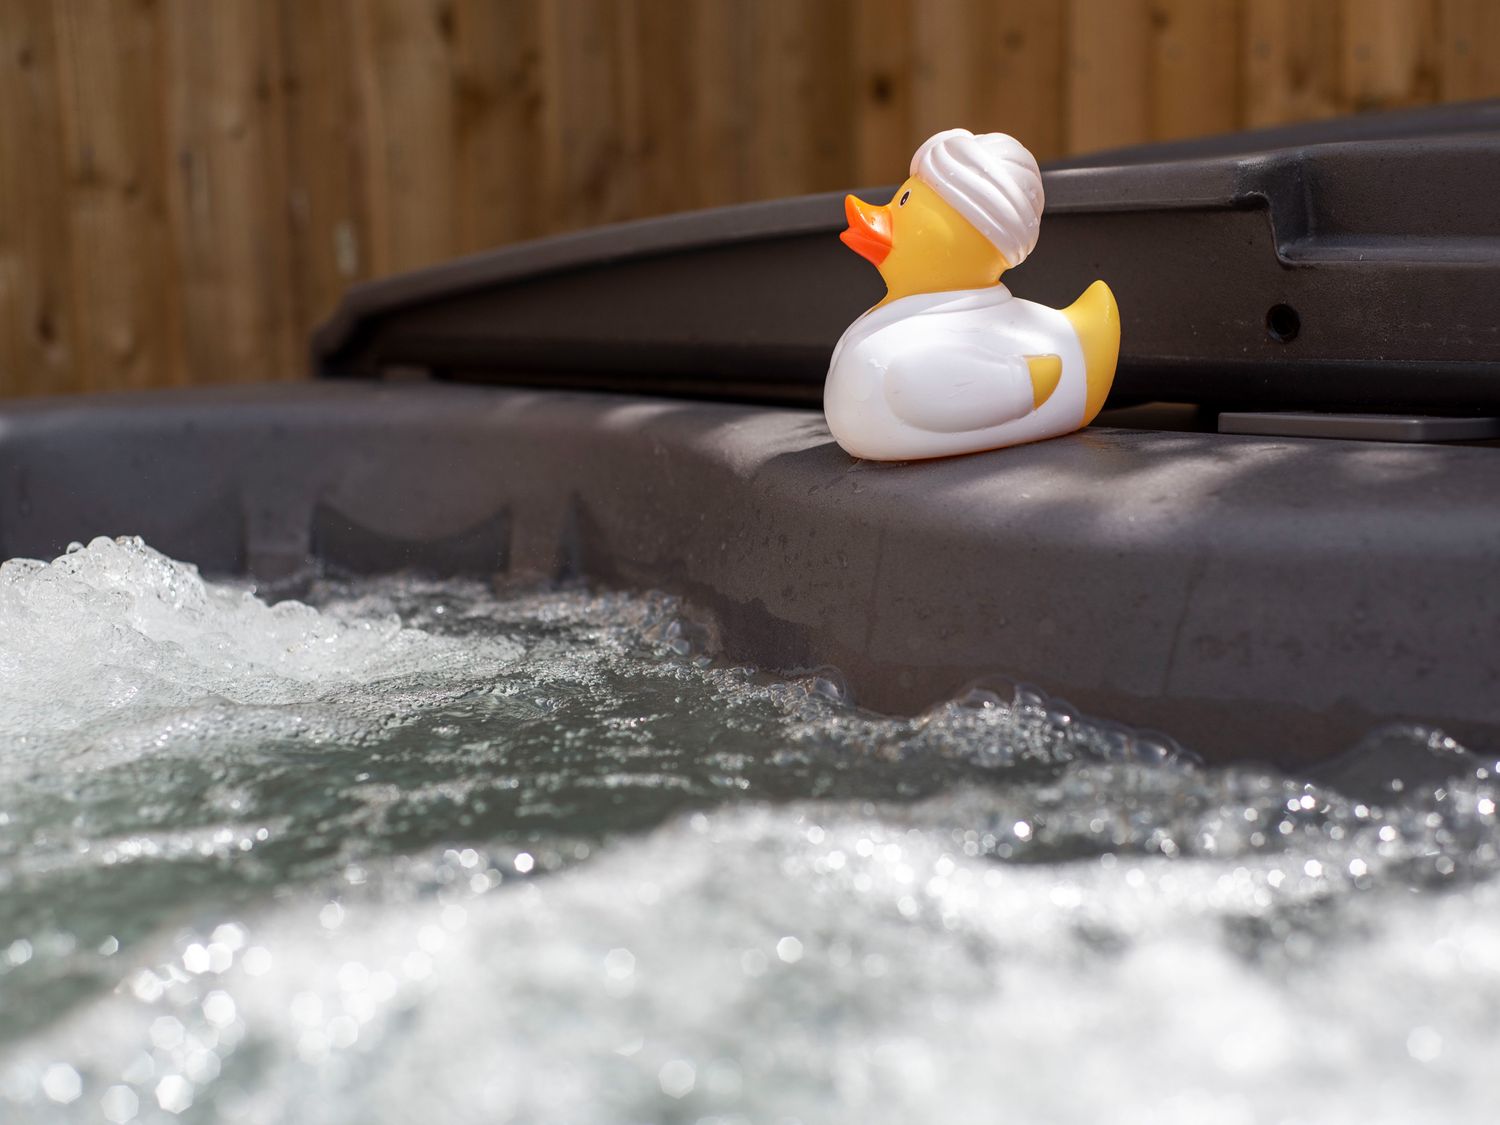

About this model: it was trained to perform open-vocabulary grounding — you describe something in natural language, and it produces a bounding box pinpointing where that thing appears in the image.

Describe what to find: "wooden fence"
[1,0,1497,396]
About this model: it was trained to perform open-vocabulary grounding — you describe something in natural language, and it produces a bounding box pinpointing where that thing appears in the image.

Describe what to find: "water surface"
[2,537,1498,1123]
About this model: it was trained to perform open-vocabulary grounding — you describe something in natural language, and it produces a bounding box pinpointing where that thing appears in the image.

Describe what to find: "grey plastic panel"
[2,383,1496,769]
[1219,412,1500,442]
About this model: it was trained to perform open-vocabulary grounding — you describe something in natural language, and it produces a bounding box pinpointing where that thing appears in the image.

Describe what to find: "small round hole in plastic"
[1266,303,1300,343]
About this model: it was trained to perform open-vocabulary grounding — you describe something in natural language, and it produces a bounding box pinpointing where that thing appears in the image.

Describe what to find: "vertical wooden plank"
[538,0,642,233]
[1437,0,1500,100]
[688,0,753,209]
[1067,0,1151,153]
[853,0,914,183]
[1150,0,1243,141]
[1343,0,1441,111]
[450,0,548,247]
[1243,0,1345,127]
[0,0,76,396]
[349,0,458,274]
[162,0,297,383]
[913,0,1067,160]
[615,0,646,217]
[751,0,855,200]
[278,0,370,348]
[54,0,179,392]
[976,1,1068,158]
[789,0,857,195]
[630,0,699,216]
[911,0,976,142]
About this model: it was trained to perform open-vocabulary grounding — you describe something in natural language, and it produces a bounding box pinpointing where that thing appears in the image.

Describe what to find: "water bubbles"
[181,944,211,974]
[40,1062,81,1104]
[183,1048,220,1085]
[1048,884,1082,909]
[1407,1026,1443,1063]
[328,1014,360,1050]
[202,991,236,1029]
[100,1084,139,1123]
[658,1059,696,1099]
[807,669,849,705]
[211,923,246,951]
[2,546,1500,1122]
[604,948,636,980]
[148,1017,184,1051]
[154,1074,192,1114]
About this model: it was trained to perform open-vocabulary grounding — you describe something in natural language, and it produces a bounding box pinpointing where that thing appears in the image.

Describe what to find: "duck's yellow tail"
[1060,279,1120,426]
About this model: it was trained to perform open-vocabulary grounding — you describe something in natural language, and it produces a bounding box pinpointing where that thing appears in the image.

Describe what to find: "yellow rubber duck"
[825,128,1120,461]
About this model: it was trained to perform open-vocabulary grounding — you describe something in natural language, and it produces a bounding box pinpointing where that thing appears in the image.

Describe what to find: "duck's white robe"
[823,284,1087,461]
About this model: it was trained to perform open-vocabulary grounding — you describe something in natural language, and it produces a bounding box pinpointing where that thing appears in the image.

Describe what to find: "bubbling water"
[1,537,1498,1123]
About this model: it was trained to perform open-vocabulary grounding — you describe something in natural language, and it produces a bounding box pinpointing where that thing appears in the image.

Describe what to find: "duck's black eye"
[899,190,910,206]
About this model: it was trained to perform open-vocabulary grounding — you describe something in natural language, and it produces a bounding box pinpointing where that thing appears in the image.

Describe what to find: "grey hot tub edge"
[0,380,1495,771]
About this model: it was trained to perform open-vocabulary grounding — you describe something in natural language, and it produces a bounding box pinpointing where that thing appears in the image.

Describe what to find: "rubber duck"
[825,128,1119,461]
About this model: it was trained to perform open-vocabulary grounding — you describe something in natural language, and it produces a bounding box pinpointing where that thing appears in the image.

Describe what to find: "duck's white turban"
[910,128,1044,267]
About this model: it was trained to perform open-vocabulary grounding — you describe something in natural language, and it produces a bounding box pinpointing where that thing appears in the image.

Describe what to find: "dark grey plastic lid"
[314,101,1500,414]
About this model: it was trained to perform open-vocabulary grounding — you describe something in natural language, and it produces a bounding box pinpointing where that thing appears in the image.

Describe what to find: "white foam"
[0,537,521,770]
[1,538,1499,1122]
[4,801,1500,1124]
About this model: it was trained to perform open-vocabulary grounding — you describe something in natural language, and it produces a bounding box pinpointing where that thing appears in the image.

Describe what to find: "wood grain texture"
[539,0,641,231]
[0,0,77,395]
[1437,0,1500,99]
[55,0,178,391]
[1244,0,1345,126]
[911,1,1067,159]
[1150,0,1243,141]
[852,0,914,184]
[350,0,458,273]
[162,0,297,383]
[631,0,700,214]
[979,1,1068,159]
[752,0,855,199]
[1343,0,1440,110]
[279,0,370,341]
[1067,0,1152,153]
[686,0,753,209]
[0,0,1496,395]
[452,0,548,246]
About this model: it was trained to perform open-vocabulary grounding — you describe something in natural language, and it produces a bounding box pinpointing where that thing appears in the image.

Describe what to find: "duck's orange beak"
[840,194,892,267]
